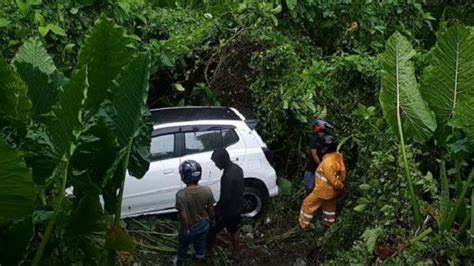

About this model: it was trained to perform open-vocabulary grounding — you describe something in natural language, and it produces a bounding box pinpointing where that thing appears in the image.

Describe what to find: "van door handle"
[164,169,174,175]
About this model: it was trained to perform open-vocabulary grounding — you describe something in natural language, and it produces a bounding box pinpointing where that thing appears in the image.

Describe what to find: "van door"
[122,133,182,217]
[179,127,246,202]
[222,128,245,167]
[180,129,222,201]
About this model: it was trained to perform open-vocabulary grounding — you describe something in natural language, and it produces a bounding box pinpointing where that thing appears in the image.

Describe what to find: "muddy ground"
[125,203,322,266]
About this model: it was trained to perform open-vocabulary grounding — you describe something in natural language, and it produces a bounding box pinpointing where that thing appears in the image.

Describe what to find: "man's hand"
[214,205,221,218]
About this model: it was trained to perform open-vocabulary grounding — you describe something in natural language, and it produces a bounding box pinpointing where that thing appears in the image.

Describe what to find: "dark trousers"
[177,220,210,259]
[208,213,241,247]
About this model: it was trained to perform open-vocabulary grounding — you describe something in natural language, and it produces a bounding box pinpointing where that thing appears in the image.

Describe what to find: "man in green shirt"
[176,160,216,264]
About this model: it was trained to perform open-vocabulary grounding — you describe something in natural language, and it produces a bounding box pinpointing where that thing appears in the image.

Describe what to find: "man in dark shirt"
[303,119,333,193]
[208,148,244,262]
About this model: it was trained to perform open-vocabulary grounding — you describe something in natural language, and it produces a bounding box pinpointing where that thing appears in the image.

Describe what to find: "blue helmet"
[320,135,337,156]
[179,160,202,184]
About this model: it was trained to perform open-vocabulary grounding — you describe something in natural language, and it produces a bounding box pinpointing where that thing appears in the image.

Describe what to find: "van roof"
[151,107,241,125]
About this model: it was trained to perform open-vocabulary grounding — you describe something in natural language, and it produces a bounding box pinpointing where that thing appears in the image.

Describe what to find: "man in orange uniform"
[299,135,346,229]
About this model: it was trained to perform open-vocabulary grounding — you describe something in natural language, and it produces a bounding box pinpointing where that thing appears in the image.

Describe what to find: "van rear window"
[184,129,239,155]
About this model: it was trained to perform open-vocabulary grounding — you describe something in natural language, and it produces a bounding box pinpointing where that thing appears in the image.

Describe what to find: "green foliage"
[284,0,436,54]
[0,17,152,265]
[379,32,437,226]
[78,17,134,114]
[0,0,473,264]
[373,26,474,263]
[439,166,473,233]
[421,25,474,141]
[361,227,383,254]
[14,38,64,119]
[421,26,473,125]
[0,217,34,265]
[249,37,317,143]
[0,139,36,226]
[0,57,31,143]
[379,33,437,143]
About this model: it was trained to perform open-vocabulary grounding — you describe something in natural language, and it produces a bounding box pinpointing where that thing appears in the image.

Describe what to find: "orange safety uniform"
[299,151,346,229]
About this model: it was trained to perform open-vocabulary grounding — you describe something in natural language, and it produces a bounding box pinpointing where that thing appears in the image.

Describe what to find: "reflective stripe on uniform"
[300,210,313,219]
[299,218,310,225]
[323,211,336,215]
[316,173,328,182]
[324,218,335,223]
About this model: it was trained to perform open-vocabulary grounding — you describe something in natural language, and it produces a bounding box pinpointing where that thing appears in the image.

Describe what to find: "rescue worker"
[175,160,216,264]
[299,135,346,230]
[208,148,244,262]
[303,119,334,193]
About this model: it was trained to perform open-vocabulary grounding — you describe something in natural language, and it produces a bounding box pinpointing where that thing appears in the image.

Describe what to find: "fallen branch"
[265,225,302,245]
[390,227,433,258]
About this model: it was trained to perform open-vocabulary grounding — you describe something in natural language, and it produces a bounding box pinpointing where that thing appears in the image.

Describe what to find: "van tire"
[241,186,265,219]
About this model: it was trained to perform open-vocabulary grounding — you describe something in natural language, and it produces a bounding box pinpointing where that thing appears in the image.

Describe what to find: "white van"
[121,107,279,218]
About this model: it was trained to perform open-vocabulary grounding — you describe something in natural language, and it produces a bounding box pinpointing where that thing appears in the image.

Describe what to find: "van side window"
[150,134,175,161]
[185,130,222,155]
[222,129,239,147]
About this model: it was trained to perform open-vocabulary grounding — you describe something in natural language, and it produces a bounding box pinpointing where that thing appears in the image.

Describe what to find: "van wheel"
[241,186,264,218]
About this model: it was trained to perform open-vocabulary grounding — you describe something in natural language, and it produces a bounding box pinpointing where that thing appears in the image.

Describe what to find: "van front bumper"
[268,185,279,197]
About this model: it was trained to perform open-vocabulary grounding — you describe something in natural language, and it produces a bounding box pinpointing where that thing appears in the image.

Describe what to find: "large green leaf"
[24,124,58,184]
[379,32,437,143]
[0,139,36,226]
[0,57,31,141]
[69,116,121,195]
[77,17,134,116]
[450,94,474,138]
[48,66,89,159]
[128,109,152,179]
[107,53,151,147]
[102,158,126,215]
[70,54,151,199]
[14,38,56,75]
[101,53,151,219]
[421,25,474,138]
[14,38,62,116]
[26,67,89,184]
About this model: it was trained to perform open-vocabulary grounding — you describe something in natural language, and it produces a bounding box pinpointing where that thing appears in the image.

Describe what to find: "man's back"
[176,185,215,225]
[219,163,244,216]
[306,134,324,172]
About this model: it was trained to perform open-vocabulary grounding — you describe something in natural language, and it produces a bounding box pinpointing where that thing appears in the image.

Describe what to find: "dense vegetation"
[0,0,473,264]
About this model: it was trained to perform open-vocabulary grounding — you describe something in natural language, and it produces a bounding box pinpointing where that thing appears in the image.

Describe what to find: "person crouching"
[299,135,346,230]
[176,160,216,264]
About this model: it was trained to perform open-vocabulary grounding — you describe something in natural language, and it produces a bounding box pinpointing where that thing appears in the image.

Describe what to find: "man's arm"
[216,174,232,209]
[339,159,347,180]
[179,209,190,232]
[176,195,190,233]
[311,148,321,165]
[208,205,216,224]
[208,190,216,224]
[323,162,344,190]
